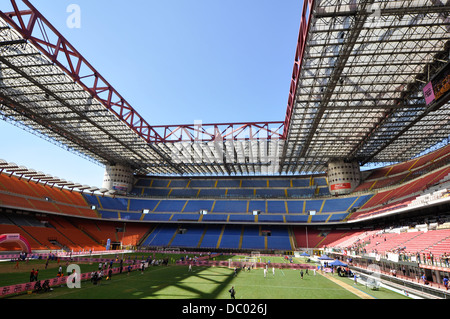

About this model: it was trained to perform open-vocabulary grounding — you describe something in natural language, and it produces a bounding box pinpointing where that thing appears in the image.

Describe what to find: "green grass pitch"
[1,253,410,299]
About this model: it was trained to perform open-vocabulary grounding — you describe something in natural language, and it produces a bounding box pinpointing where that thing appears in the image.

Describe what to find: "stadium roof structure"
[0,0,449,177]
[0,158,111,194]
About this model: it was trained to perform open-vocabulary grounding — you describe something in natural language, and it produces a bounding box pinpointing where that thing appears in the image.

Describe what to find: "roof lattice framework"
[0,0,449,177]
[281,0,450,173]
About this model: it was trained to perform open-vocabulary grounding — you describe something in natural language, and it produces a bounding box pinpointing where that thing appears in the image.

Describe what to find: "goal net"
[228,257,258,268]
[228,254,261,269]
[251,251,261,262]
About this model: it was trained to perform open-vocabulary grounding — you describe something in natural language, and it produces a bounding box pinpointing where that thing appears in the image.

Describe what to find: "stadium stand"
[1,147,449,254]
[0,1,449,299]
[0,173,98,218]
[130,176,329,199]
[349,165,450,220]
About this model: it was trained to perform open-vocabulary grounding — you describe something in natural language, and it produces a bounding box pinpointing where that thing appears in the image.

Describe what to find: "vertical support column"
[327,160,361,195]
[102,164,134,194]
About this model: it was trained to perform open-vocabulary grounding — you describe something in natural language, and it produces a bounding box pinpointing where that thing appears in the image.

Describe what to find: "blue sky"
[0,0,303,186]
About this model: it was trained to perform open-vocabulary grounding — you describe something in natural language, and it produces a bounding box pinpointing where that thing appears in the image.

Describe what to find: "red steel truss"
[283,0,314,138]
[152,121,284,143]
[0,0,285,144]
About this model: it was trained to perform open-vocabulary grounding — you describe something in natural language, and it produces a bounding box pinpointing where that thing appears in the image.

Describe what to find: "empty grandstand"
[0,0,450,299]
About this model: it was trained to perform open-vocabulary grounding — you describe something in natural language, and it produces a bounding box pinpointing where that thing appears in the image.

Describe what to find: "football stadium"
[0,0,450,306]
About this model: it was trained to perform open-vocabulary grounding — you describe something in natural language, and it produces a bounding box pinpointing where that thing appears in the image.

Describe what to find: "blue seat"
[310,214,330,223]
[189,180,216,187]
[255,189,286,197]
[267,237,291,250]
[135,179,151,187]
[143,188,170,197]
[169,189,198,197]
[322,197,355,212]
[170,226,204,247]
[352,195,372,208]
[200,225,222,248]
[313,177,328,186]
[129,199,160,212]
[268,180,291,187]
[169,180,189,187]
[284,215,309,223]
[258,214,284,222]
[120,212,141,220]
[142,224,177,246]
[154,200,187,212]
[99,211,118,219]
[171,214,200,221]
[241,236,265,249]
[216,180,240,187]
[198,189,226,197]
[327,213,349,222]
[286,201,304,214]
[291,179,310,187]
[200,235,220,248]
[83,194,98,206]
[229,215,255,222]
[304,200,323,213]
[248,201,265,213]
[183,200,214,212]
[241,180,267,188]
[317,187,330,196]
[151,179,170,187]
[227,189,254,197]
[142,214,172,221]
[98,196,128,210]
[243,226,260,236]
[219,226,242,249]
[219,236,241,249]
[287,188,315,197]
[213,200,247,213]
[201,214,228,221]
[267,201,286,213]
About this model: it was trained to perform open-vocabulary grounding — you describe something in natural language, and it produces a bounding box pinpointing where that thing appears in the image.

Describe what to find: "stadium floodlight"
[2,162,18,169]
[54,180,72,190]
[16,169,36,180]
[38,175,59,184]
[77,185,91,192]
[0,159,8,167]
[6,165,28,175]
[106,190,117,195]
[98,188,109,195]
[20,169,38,177]
[28,171,47,181]
[87,186,99,193]
[69,183,83,190]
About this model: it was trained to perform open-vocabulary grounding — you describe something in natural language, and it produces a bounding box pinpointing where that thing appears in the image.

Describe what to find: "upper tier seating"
[349,165,450,220]
[83,193,372,224]
[354,143,450,192]
[325,227,450,259]
[130,175,330,199]
[0,173,97,218]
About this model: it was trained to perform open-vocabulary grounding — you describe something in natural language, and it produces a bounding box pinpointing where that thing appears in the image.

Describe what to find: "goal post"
[251,251,261,262]
[228,256,259,269]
